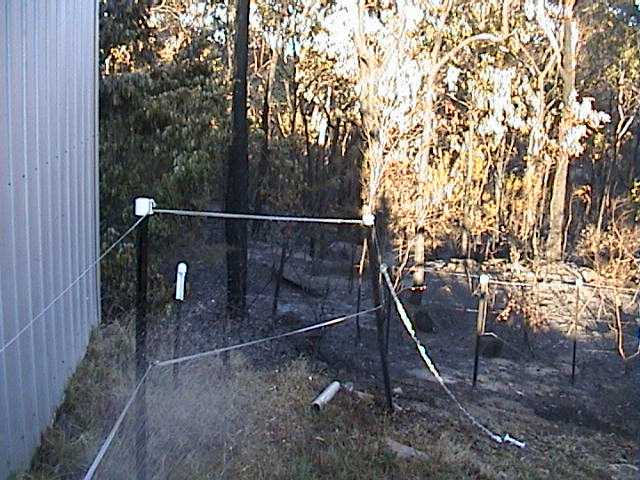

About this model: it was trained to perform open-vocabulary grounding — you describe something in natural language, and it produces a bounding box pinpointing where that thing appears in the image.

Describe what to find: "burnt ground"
[142,224,640,479]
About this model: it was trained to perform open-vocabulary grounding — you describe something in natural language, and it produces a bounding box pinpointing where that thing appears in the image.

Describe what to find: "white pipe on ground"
[312,381,341,410]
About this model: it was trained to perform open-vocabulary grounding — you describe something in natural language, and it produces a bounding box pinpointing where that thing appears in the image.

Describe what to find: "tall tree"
[546,0,578,260]
[226,0,250,320]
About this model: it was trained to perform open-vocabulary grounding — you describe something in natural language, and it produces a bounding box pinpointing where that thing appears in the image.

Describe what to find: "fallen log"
[271,266,321,298]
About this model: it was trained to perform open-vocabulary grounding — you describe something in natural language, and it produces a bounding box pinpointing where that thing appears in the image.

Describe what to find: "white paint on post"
[478,274,490,334]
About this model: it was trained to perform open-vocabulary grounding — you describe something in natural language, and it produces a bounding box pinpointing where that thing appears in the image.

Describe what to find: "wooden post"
[472,274,489,388]
[571,277,582,384]
[135,216,149,480]
[367,226,393,412]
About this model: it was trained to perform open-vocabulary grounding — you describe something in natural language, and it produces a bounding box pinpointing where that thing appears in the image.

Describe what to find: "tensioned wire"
[380,263,526,448]
[155,306,382,368]
[0,215,148,356]
[153,207,366,225]
[428,269,638,295]
[82,305,382,480]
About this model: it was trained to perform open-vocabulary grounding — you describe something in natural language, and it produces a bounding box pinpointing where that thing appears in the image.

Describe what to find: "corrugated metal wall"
[0,1,100,477]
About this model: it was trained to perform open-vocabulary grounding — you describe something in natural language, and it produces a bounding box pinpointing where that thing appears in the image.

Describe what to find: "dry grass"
[18,318,135,480]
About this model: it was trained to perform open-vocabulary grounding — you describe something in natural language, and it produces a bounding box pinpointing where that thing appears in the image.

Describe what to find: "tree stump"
[480,335,504,358]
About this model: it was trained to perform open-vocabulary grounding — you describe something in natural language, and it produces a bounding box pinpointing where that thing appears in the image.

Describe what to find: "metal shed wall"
[0,1,100,477]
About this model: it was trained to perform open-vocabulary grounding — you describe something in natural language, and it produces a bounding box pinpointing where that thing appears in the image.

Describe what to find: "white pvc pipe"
[175,262,187,301]
[312,381,341,410]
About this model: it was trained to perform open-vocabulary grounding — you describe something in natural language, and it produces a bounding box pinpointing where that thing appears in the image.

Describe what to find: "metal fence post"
[173,262,187,388]
[571,277,582,384]
[472,274,489,388]
[134,198,153,480]
[363,211,393,412]
[385,288,392,356]
[354,239,367,345]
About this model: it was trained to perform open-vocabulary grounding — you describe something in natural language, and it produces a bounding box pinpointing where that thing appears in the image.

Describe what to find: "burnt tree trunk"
[253,48,278,235]
[225,0,250,322]
[272,235,289,316]
[301,103,316,259]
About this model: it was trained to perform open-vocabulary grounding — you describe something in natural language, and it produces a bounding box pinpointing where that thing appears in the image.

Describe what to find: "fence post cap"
[361,205,375,227]
[479,274,490,287]
[362,213,375,227]
[135,197,156,217]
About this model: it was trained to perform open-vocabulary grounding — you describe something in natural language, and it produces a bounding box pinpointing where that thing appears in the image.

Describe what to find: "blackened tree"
[225,0,251,321]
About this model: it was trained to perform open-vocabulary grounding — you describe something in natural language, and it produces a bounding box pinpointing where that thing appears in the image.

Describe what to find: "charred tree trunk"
[272,235,289,316]
[253,49,278,235]
[301,104,316,260]
[225,0,250,322]
[254,78,270,210]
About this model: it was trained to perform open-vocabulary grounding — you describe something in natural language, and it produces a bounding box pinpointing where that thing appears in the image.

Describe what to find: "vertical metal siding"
[0,1,99,478]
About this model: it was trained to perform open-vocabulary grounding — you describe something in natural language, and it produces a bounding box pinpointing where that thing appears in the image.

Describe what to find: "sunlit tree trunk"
[546,0,577,261]
[413,86,435,296]
[461,128,475,257]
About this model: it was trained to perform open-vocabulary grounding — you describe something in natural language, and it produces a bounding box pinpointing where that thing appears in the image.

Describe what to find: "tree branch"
[433,33,504,78]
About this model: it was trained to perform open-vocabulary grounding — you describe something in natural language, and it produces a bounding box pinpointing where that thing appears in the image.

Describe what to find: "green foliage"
[98,0,232,317]
[100,60,228,230]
